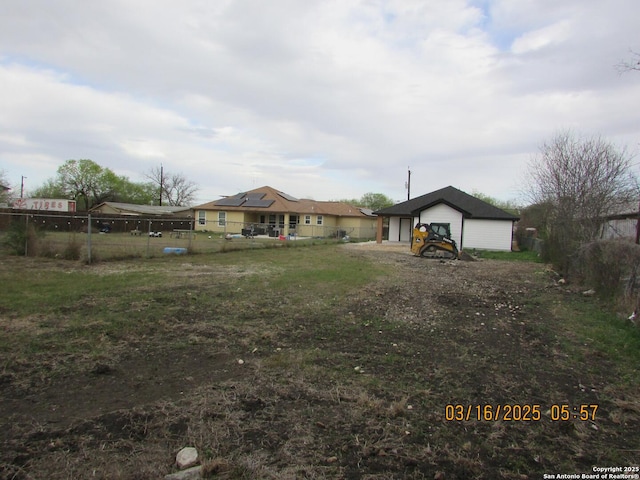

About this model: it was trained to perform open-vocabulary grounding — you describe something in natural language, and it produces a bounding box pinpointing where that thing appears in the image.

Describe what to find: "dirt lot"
[0,243,638,479]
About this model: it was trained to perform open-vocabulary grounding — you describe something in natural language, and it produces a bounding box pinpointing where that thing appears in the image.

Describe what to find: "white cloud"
[511,20,572,54]
[1,0,639,205]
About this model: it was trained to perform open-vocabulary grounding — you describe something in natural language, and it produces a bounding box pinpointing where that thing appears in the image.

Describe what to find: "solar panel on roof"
[277,191,298,201]
[246,193,266,200]
[244,199,274,208]
[216,197,246,206]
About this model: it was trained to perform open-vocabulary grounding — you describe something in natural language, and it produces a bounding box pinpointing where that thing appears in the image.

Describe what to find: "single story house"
[89,202,193,217]
[193,185,377,239]
[88,202,195,234]
[374,186,519,251]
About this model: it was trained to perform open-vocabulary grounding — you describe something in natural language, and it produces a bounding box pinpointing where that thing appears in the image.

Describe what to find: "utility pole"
[20,176,26,198]
[405,167,411,201]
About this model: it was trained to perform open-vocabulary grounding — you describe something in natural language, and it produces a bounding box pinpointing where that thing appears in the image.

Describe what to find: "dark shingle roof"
[374,186,519,221]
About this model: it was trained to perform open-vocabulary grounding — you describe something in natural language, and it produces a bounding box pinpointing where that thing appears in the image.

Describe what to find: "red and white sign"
[13,198,77,212]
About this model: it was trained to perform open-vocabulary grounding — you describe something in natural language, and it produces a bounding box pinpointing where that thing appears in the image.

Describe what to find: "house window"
[198,211,205,225]
[304,215,311,225]
[289,215,298,229]
[218,211,226,227]
[316,215,323,225]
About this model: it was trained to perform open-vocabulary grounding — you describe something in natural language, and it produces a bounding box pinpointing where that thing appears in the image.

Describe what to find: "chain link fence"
[197,219,376,241]
[0,210,199,261]
[0,210,374,262]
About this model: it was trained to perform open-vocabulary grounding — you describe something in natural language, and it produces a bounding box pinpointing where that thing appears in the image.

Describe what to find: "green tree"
[34,159,159,210]
[30,178,67,199]
[336,197,359,205]
[471,190,520,215]
[359,192,394,211]
[57,159,104,210]
[32,172,154,205]
[111,179,157,205]
[337,192,394,210]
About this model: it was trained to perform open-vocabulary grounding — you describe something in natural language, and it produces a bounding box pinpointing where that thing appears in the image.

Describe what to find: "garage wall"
[418,204,463,247]
[463,219,514,251]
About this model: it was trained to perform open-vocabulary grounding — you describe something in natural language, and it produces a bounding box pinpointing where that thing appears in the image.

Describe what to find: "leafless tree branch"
[615,49,640,74]
[145,166,198,206]
[525,130,639,273]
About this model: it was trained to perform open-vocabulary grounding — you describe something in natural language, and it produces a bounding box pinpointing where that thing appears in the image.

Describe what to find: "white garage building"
[374,186,519,251]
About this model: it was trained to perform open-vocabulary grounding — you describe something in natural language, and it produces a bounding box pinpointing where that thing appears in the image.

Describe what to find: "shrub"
[37,238,57,258]
[572,240,640,305]
[61,236,82,260]
[3,220,41,256]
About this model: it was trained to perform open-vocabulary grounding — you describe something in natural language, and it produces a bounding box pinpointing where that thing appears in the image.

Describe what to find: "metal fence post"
[147,219,151,257]
[24,214,29,257]
[87,213,92,264]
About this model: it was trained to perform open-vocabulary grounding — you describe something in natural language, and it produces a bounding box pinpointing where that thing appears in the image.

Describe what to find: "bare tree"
[146,166,198,206]
[525,130,638,273]
[163,171,199,206]
[616,49,640,74]
[0,170,13,205]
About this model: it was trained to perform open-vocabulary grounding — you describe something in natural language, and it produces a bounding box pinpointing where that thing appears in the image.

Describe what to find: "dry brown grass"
[0,246,638,479]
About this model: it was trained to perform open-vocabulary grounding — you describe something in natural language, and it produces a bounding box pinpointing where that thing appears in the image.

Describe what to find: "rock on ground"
[176,446,199,469]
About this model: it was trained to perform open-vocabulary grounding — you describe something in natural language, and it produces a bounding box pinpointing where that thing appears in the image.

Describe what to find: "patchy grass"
[551,295,640,382]
[0,244,638,479]
[1,230,354,261]
[468,248,542,262]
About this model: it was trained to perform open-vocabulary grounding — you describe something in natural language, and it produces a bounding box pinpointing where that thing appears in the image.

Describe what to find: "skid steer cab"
[411,223,459,259]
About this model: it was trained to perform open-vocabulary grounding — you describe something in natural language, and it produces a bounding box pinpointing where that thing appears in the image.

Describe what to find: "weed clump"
[61,236,82,260]
[572,239,640,314]
[3,220,40,256]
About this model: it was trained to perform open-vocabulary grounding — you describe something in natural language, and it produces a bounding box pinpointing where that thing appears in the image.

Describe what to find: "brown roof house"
[193,186,377,239]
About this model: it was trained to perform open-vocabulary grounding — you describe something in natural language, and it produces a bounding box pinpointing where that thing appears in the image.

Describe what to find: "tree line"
[18,160,198,210]
[1,130,637,268]
[336,192,395,211]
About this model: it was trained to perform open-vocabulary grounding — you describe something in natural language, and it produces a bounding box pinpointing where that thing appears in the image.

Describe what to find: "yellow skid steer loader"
[411,223,459,259]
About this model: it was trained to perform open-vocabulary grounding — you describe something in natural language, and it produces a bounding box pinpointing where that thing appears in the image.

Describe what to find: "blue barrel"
[163,247,187,255]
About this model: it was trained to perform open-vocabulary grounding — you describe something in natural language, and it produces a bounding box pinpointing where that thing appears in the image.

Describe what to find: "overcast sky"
[1,0,639,205]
